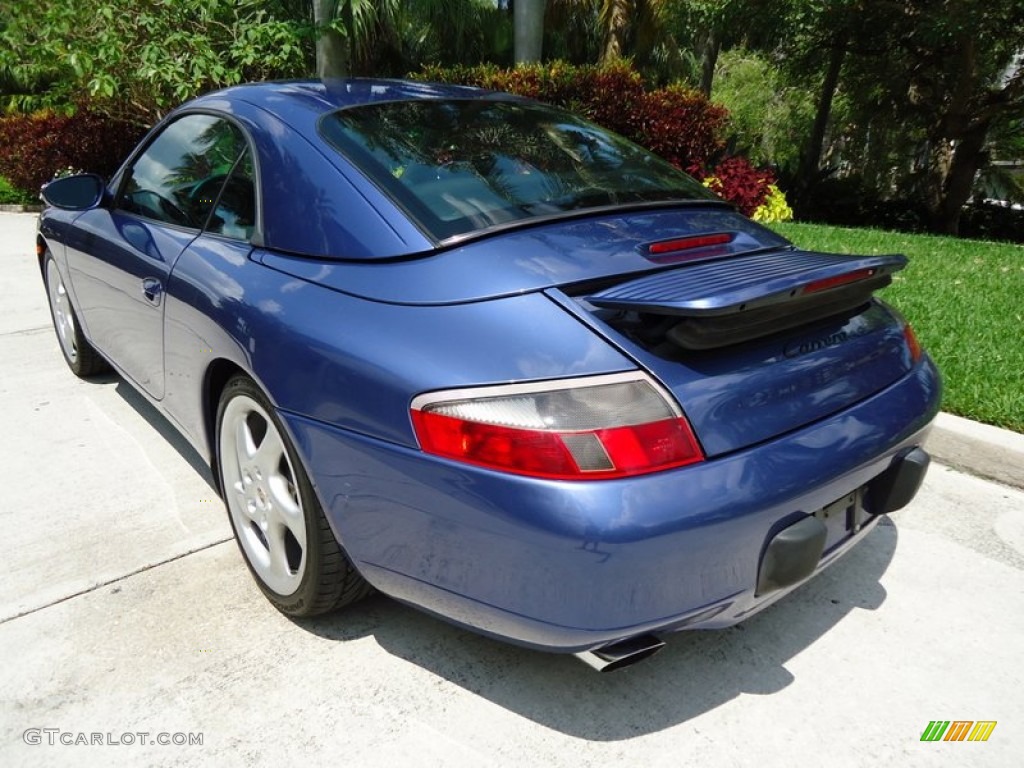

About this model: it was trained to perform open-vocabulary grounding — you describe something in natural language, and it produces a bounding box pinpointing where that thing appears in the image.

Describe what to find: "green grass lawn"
[772,222,1023,433]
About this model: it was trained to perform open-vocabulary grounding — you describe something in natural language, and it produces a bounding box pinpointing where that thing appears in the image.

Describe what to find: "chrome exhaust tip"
[574,633,665,672]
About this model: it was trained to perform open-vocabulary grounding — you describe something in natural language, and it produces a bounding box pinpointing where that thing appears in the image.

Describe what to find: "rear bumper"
[284,355,940,652]
[755,445,928,596]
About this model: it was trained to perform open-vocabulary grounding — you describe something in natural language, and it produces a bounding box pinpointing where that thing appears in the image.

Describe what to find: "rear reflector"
[411,373,704,480]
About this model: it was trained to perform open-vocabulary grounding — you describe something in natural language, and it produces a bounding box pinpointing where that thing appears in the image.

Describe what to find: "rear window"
[318,98,717,242]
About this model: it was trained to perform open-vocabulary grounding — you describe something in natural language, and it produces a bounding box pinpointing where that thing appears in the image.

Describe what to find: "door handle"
[142,277,163,306]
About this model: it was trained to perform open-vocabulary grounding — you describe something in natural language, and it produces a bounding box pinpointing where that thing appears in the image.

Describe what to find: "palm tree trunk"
[601,0,631,62]
[514,0,546,63]
[314,0,349,78]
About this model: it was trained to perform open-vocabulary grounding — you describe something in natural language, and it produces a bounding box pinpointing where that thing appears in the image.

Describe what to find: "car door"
[64,113,249,399]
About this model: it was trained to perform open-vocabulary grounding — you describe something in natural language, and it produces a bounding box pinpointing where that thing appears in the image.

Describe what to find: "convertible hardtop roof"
[190,78,503,116]
[177,79,523,259]
[175,79,718,260]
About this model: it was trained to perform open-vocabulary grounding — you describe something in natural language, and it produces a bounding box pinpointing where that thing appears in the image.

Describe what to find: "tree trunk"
[917,34,1007,235]
[699,29,720,99]
[925,123,990,234]
[794,31,848,210]
[514,0,546,64]
[314,0,348,79]
[601,0,631,63]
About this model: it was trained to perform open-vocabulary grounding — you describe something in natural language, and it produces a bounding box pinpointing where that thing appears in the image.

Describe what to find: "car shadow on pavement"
[94,366,897,739]
[298,519,897,741]
[94,370,897,741]
[112,378,217,490]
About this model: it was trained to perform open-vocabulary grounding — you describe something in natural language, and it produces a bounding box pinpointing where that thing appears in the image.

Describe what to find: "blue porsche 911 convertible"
[37,80,940,671]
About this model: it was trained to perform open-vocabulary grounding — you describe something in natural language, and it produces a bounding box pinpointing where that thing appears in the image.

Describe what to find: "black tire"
[216,374,371,617]
[43,252,110,377]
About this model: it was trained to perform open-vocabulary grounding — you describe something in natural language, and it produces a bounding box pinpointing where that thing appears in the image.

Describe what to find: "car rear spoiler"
[587,249,907,350]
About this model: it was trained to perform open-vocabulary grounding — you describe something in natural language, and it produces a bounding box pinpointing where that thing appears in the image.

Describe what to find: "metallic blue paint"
[62,208,199,398]
[558,297,917,456]
[256,207,789,304]
[283,357,938,650]
[37,80,942,655]
[168,246,634,448]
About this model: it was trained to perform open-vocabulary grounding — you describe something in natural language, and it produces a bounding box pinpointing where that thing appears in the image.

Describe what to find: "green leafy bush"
[960,202,1024,244]
[0,107,145,195]
[797,175,931,233]
[0,0,310,123]
[0,175,36,205]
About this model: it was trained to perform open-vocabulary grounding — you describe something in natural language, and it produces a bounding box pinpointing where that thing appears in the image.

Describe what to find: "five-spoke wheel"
[216,375,370,616]
[43,252,109,377]
[219,391,307,596]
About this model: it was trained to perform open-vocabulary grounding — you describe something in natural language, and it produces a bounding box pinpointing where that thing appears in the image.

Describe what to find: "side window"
[205,148,256,241]
[117,114,247,230]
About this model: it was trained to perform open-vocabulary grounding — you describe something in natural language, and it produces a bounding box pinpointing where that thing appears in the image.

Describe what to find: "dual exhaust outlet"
[574,633,665,672]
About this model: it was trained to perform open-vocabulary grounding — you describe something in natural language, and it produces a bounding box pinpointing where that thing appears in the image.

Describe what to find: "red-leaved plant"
[703,156,776,217]
[0,107,145,194]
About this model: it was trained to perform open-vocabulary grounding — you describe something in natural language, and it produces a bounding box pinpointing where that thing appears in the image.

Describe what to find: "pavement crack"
[1,326,51,337]
[0,537,233,624]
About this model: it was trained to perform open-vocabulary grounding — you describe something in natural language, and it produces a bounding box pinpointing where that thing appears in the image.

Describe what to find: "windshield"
[318,98,718,241]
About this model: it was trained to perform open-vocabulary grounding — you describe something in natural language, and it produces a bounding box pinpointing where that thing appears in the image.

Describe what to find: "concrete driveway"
[1,212,1022,767]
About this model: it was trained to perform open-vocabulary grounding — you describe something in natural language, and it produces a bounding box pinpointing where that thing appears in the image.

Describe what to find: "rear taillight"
[411,373,704,480]
[887,305,924,363]
[903,323,922,362]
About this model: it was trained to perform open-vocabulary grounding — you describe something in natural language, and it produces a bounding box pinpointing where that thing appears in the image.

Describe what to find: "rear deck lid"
[566,250,916,456]
[256,207,789,304]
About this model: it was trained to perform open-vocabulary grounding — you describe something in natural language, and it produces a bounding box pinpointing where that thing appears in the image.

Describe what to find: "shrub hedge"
[1,64,787,222]
[794,173,1024,243]
[0,107,145,195]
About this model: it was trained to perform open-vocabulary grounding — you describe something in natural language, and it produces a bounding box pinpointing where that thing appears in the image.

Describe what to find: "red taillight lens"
[803,268,876,294]
[647,233,734,255]
[411,373,704,480]
[903,323,922,362]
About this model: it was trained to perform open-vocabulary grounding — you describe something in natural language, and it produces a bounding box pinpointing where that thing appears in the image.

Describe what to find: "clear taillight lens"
[410,373,704,480]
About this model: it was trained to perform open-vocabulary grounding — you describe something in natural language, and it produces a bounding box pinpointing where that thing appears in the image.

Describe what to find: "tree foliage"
[1,0,311,123]
[862,1,1024,232]
[712,49,819,169]
[717,0,1024,234]
[661,0,783,96]
[3,0,1021,237]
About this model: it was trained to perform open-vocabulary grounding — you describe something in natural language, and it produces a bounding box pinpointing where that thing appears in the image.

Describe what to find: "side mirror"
[41,174,106,211]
